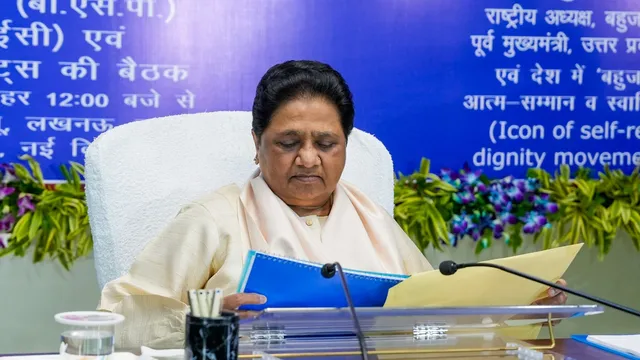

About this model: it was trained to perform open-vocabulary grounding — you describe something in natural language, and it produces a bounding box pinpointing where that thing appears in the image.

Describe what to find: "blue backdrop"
[1,0,639,180]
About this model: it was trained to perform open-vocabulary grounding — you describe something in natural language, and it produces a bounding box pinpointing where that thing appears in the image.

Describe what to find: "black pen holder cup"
[185,312,240,360]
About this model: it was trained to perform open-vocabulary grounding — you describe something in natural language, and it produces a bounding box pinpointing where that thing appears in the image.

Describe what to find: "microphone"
[321,262,369,360]
[439,260,640,318]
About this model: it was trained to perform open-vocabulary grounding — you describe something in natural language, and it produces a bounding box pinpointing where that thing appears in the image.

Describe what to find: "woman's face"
[253,97,347,207]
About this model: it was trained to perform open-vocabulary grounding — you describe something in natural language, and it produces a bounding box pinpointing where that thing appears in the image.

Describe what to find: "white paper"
[1,354,136,360]
[139,346,184,360]
[0,356,60,360]
[587,334,640,357]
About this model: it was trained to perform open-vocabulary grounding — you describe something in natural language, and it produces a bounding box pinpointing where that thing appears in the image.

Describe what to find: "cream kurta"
[99,176,432,350]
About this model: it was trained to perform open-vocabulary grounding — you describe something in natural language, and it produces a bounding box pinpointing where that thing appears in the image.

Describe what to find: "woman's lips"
[291,175,322,183]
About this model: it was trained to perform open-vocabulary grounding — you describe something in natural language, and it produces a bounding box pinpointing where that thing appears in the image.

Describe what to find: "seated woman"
[99,60,567,349]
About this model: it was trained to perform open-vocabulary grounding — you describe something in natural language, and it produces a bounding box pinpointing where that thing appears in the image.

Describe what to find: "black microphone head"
[439,260,458,275]
[321,263,337,279]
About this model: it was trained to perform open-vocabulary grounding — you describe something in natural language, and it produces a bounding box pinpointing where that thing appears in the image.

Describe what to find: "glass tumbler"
[55,311,125,360]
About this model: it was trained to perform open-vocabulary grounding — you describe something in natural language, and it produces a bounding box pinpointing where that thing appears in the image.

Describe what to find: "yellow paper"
[384,244,583,339]
[385,244,582,307]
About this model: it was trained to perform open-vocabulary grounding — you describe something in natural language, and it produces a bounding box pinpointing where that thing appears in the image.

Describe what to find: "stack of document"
[237,250,408,311]
[237,244,583,312]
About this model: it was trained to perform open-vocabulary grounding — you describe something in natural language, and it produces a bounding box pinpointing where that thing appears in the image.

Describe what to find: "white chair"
[85,111,395,289]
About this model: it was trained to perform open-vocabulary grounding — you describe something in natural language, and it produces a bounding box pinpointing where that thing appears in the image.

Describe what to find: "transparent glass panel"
[238,305,603,356]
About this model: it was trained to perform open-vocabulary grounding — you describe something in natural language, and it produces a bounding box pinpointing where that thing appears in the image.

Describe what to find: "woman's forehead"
[271,129,340,138]
[266,99,342,133]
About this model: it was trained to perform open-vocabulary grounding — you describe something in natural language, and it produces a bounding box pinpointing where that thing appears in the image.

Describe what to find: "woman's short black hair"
[252,60,355,139]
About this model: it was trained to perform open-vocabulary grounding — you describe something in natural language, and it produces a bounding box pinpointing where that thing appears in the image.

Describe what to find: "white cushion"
[85,111,395,289]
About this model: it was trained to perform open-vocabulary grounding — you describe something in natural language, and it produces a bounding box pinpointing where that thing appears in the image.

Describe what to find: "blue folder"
[571,335,640,360]
[236,250,409,311]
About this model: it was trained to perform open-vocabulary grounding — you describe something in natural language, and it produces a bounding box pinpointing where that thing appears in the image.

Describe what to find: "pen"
[205,289,214,316]
[197,290,209,318]
[210,288,223,318]
[188,290,199,317]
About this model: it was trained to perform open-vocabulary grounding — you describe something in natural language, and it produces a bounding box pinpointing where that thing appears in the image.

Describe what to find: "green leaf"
[474,239,485,254]
[70,166,82,187]
[19,155,44,184]
[69,162,85,177]
[46,212,62,230]
[44,228,57,254]
[12,163,35,183]
[59,165,72,183]
[32,229,45,263]
[57,248,71,271]
[29,210,43,240]
[574,179,595,200]
[13,212,33,240]
[620,206,631,224]
[417,159,429,176]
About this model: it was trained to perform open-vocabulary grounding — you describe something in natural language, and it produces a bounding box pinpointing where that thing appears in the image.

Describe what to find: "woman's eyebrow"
[275,130,302,136]
[312,131,338,138]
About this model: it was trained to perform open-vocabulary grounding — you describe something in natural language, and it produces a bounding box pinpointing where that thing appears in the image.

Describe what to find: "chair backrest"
[85,111,395,289]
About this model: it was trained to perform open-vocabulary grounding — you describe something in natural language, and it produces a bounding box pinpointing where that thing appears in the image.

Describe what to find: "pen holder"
[185,311,240,360]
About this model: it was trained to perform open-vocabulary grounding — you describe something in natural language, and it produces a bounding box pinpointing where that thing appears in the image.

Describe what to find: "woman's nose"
[296,145,320,167]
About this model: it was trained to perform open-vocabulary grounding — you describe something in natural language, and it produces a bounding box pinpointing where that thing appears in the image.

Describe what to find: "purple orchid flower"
[532,194,559,214]
[525,178,540,192]
[513,179,527,192]
[450,214,469,235]
[460,162,474,175]
[0,163,15,172]
[522,223,537,234]
[470,227,482,241]
[0,185,16,200]
[488,190,506,204]
[505,186,525,202]
[0,213,15,232]
[473,211,492,228]
[440,168,458,183]
[17,195,35,216]
[448,233,458,247]
[500,211,518,225]
[496,202,518,225]
[453,188,475,204]
[0,164,16,184]
[532,194,544,205]
[491,218,505,234]
[522,222,536,234]
[0,233,8,249]
[522,211,548,234]
[544,202,559,214]
[500,175,515,187]
[461,169,482,186]
[474,182,488,194]
[526,193,536,203]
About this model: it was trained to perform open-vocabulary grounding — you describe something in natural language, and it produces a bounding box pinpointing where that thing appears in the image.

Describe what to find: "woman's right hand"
[223,293,267,318]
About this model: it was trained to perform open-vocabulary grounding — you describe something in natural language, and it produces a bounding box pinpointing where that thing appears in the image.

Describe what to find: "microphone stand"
[321,262,369,360]
[440,261,640,318]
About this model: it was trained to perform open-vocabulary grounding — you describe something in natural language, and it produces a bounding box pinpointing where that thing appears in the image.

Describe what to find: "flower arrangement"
[440,163,559,254]
[528,165,640,258]
[394,158,640,258]
[0,155,91,269]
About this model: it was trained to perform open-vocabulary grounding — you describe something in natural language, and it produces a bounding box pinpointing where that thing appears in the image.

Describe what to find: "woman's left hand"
[532,279,568,326]
[533,279,568,306]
